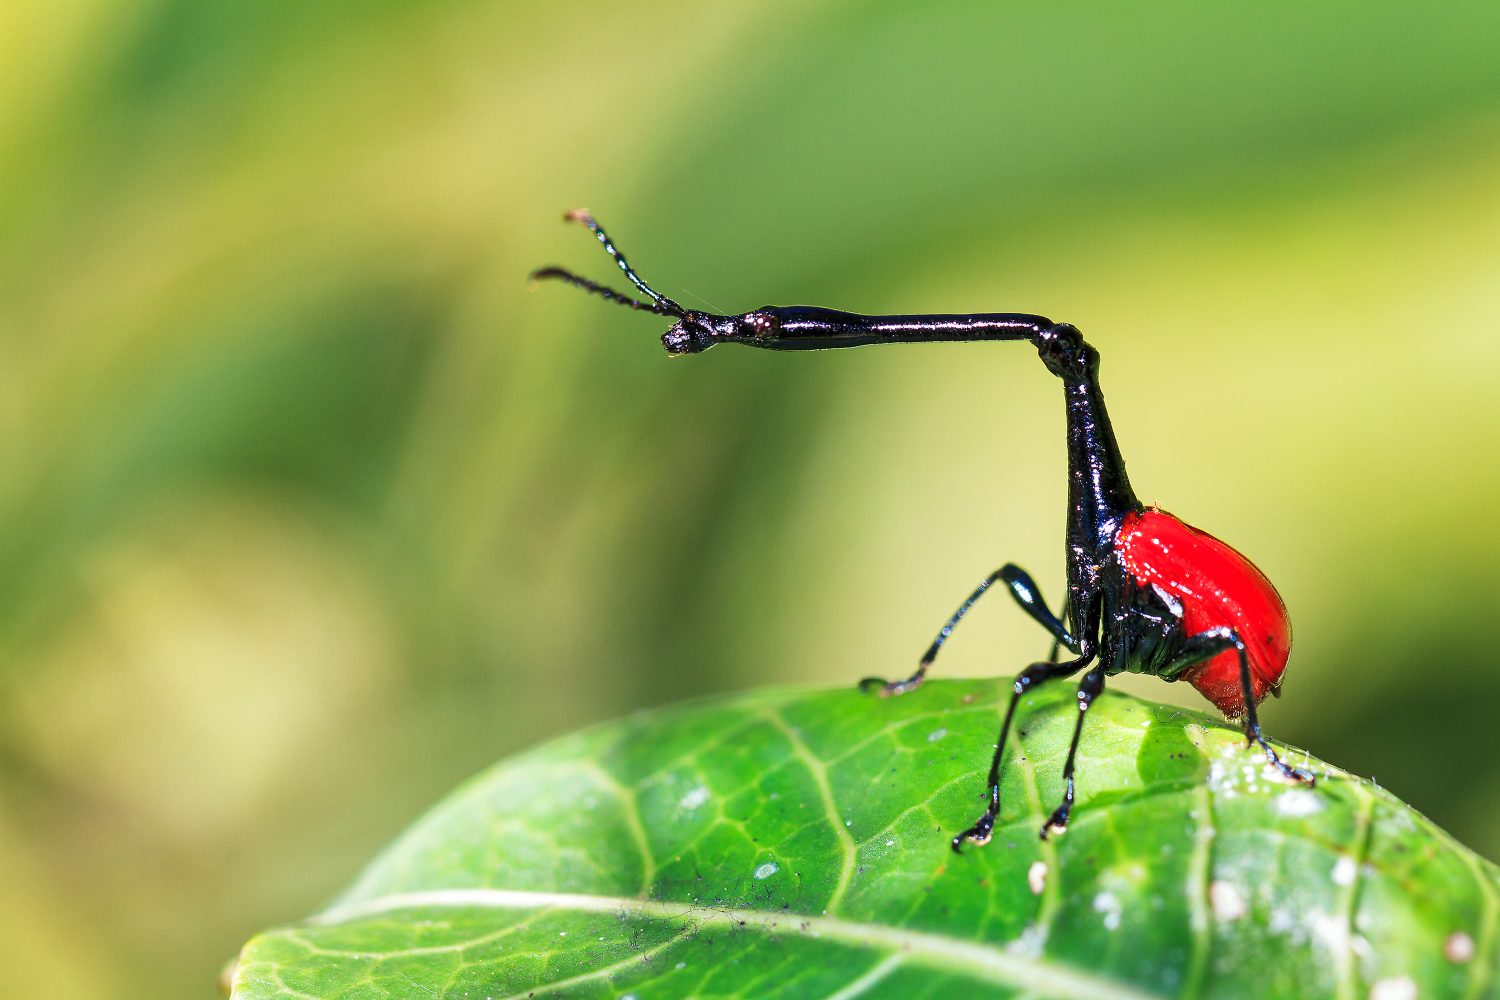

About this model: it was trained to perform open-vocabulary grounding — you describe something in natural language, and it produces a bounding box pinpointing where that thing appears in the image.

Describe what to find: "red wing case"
[1115,508,1291,718]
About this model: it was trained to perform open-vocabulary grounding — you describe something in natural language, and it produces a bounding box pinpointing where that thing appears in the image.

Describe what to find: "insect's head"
[659,312,739,355]
[533,209,744,357]
[659,317,709,355]
[661,309,782,355]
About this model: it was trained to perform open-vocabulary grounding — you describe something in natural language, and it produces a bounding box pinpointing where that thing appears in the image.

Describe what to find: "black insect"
[534,211,1314,852]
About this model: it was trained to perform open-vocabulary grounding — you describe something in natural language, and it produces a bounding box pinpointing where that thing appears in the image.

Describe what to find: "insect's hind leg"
[952,651,1094,851]
[861,564,1075,697]
[1168,627,1315,785]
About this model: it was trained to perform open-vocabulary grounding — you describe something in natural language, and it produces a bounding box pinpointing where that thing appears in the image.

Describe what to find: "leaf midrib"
[303,887,1165,1000]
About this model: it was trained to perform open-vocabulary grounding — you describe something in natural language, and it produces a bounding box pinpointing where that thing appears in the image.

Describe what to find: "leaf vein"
[308,887,1164,1000]
[1181,782,1214,999]
[763,709,859,914]
[495,922,698,1000]
[819,953,904,1000]
[1460,846,1500,1000]
[579,762,657,893]
[1334,786,1377,1000]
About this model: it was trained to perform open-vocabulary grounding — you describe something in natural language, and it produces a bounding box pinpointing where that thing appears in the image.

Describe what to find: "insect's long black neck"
[1061,375,1139,555]
[531,219,1145,547]
[711,307,1064,350]
[664,305,1142,546]
[537,213,1145,669]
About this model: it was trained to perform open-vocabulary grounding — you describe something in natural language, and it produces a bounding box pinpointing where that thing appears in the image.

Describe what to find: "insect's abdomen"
[1115,508,1291,718]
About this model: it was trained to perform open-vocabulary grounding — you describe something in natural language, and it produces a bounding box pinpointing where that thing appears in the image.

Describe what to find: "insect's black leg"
[1230,633,1316,784]
[861,565,1075,697]
[952,651,1093,852]
[1166,628,1315,785]
[1038,665,1107,839]
[1047,595,1071,663]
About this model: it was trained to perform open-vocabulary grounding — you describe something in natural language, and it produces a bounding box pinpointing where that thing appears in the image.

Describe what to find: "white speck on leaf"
[927,727,947,742]
[754,862,779,879]
[1210,881,1246,921]
[1268,907,1302,941]
[1445,931,1475,963]
[675,961,686,970]
[1276,789,1322,817]
[1311,910,1349,954]
[1369,976,1416,1000]
[679,786,710,810]
[884,838,895,847]
[1005,923,1047,957]
[1027,860,1047,895]
[1389,806,1418,832]
[1332,856,1356,886]
[1093,891,1121,930]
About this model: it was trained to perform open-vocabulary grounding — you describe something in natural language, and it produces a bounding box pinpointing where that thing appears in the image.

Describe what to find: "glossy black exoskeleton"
[534,212,1314,851]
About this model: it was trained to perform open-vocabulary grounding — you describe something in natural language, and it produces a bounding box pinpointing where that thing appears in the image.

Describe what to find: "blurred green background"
[2,2,1499,996]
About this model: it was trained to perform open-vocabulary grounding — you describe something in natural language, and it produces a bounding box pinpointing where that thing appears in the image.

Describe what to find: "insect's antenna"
[563,209,686,316]
[529,266,683,317]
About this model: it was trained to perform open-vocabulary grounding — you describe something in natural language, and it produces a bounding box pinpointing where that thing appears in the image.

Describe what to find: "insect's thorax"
[1102,565,1187,679]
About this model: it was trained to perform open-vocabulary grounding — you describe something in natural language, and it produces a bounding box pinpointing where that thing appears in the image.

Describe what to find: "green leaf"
[229,680,1499,999]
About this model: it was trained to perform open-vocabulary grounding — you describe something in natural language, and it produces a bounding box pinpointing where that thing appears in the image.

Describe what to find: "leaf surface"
[230,680,1499,999]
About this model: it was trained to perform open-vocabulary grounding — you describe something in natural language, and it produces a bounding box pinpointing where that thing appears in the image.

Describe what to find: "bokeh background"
[3,3,1500,996]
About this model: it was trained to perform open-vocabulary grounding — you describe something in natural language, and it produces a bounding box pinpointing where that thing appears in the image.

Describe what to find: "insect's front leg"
[952,648,1094,852]
[1039,663,1108,839]
[861,564,1074,697]
[1047,595,1072,663]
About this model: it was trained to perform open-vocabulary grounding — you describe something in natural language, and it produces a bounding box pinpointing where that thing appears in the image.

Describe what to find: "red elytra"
[1115,507,1291,718]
